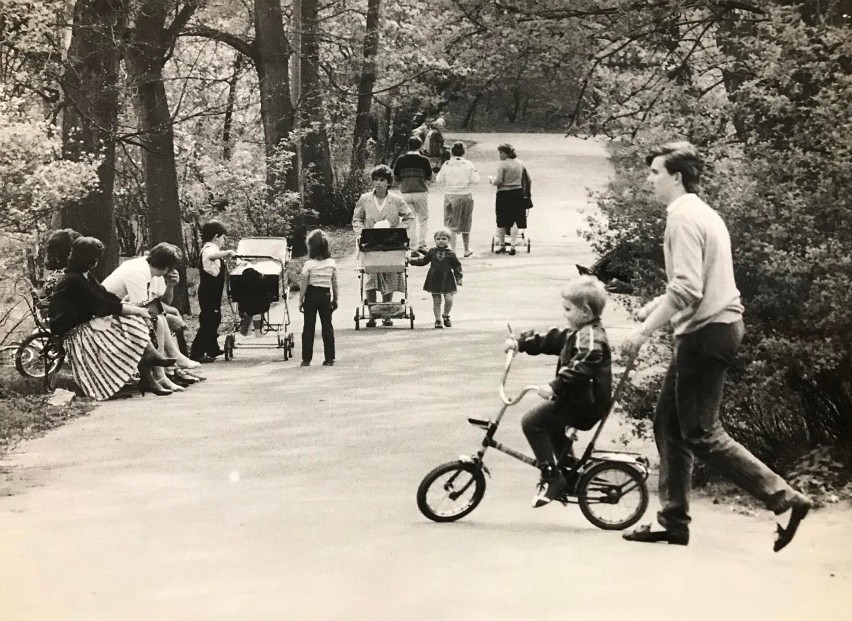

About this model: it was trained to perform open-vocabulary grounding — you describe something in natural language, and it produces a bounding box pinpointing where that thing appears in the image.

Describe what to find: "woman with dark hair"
[48,237,175,399]
[436,141,480,257]
[489,143,527,255]
[352,164,414,327]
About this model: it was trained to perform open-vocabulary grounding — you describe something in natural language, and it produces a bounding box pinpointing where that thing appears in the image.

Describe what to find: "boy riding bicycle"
[504,276,612,507]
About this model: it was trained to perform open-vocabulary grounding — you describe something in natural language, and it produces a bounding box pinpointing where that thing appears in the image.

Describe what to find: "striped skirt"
[63,315,150,401]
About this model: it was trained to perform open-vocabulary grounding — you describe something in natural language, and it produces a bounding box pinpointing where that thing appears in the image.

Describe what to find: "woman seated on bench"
[48,237,176,400]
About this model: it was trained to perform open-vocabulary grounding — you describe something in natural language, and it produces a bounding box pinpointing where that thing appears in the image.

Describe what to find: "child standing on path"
[409,228,462,329]
[504,276,612,508]
[299,230,338,366]
[190,221,236,363]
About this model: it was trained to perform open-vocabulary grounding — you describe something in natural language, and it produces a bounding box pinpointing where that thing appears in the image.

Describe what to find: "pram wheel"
[354,308,360,331]
[409,308,415,330]
[417,460,486,523]
[490,238,496,253]
[527,239,531,253]
[577,461,649,530]
[224,334,235,361]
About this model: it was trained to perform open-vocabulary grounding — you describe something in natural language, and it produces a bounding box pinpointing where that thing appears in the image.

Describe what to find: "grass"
[0,368,94,458]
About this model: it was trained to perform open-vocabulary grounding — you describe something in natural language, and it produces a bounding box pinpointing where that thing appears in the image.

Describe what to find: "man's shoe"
[365,318,377,328]
[300,361,310,367]
[322,360,334,366]
[774,497,813,552]
[623,524,689,546]
[532,468,566,508]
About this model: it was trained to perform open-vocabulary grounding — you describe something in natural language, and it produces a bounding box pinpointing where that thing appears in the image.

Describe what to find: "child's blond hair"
[562,276,607,318]
[433,227,451,241]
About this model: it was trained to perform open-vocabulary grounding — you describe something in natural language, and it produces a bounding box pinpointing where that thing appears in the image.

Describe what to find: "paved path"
[1,134,850,620]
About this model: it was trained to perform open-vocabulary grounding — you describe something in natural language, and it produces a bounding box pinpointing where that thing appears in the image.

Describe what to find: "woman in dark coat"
[48,237,175,399]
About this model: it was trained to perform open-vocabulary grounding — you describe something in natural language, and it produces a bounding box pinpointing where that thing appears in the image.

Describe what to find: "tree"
[349,0,381,178]
[124,0,202,311]
[59,0,126,277]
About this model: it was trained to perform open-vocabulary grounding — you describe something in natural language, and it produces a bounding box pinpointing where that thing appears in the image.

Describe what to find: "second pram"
[353,228,415,329]
[222,237,295,360]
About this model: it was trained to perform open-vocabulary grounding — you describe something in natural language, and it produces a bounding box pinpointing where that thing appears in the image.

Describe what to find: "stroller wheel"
[354,308,360,331]
[409,308,415,330]
[527,239,531,253]
[224,335,235,361]
[490,238,496,253]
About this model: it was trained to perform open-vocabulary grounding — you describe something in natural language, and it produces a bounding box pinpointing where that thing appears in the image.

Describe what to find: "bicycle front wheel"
[15,332,63,379]
[417,461,486,523]
[577,461,648,530]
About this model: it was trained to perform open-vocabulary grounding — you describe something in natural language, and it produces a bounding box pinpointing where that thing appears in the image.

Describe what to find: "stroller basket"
[358,228,409,274]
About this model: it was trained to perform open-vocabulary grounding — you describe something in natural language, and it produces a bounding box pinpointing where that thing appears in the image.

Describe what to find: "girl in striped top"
[299,230,338,366]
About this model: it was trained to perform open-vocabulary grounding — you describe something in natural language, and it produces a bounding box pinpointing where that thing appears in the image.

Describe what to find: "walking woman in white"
[436,141,480,257]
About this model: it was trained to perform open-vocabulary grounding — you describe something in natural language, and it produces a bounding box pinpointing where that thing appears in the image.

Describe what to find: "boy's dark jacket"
[517,320,612,427]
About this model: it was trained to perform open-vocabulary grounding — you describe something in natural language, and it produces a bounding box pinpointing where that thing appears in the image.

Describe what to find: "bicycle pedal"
[467,418,492,430]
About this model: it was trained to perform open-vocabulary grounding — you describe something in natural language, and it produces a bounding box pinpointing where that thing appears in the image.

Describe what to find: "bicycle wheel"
[15,332,63,379]
[417,461,486,522]
[577,461,648,530]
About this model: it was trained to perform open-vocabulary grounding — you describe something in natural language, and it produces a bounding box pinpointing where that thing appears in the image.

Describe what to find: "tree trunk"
[254,0,298,194]
[60,0,125,279]
[125,0,198,313]
[349,0,382,178]
[299,0,336,220]
[222,53,243,161]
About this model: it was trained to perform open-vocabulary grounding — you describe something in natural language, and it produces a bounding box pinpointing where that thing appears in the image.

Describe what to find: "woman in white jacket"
[436,142,480,257]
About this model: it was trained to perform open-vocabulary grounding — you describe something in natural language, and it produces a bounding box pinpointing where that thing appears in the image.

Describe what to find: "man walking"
[393,136,433,250]
[621,141,812,552]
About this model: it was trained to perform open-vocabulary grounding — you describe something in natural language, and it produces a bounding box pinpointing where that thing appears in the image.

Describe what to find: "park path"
[0,134,850,621]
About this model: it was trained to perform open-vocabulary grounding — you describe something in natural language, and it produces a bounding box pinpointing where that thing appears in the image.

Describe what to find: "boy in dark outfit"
[190,221,236,362]
[504,276,612,507]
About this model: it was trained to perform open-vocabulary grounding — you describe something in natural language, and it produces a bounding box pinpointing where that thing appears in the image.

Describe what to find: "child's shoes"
[434,320,443,329]
[442,315,452,328]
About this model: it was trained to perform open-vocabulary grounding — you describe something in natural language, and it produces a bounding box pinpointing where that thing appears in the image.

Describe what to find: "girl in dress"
[409,228,463,329]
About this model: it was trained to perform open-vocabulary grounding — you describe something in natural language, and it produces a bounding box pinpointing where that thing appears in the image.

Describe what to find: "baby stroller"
[222,237,295,361]
[354,228,415,330]
[490,225,531,254]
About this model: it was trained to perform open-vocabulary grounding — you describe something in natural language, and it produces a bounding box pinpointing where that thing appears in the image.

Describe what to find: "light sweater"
[492,158,523,190]
[302,258,337,289]
[436,157,480,194]
[661,193,744,335]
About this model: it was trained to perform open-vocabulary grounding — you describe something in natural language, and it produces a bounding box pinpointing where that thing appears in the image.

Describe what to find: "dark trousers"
[301,285,335,363]
[655,320,799,534]
[521,401,579,468]
[190,303,222,357]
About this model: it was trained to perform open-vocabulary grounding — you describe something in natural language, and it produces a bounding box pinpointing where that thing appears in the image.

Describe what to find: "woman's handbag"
[521,167,533,209]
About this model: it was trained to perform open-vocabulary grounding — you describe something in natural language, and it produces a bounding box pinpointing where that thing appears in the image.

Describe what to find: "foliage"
[0,91,100,235]
[582,3,852,474]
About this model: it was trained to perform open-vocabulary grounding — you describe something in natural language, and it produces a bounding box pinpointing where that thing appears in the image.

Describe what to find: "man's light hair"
[562,276,607,318]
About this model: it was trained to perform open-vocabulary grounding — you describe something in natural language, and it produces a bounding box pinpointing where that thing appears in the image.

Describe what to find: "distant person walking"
[436,141,479,257]
[488,143,526,255]
[393,136,433,251]
[621,141,812,552]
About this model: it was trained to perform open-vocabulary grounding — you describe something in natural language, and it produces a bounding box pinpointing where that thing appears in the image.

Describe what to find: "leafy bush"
[585,6,852,476]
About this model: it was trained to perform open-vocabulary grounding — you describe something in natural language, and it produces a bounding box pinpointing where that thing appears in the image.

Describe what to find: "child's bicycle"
[417,326,649,530]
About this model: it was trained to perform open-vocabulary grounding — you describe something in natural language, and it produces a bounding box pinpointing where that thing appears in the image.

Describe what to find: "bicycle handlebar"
[499,325,540,405]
